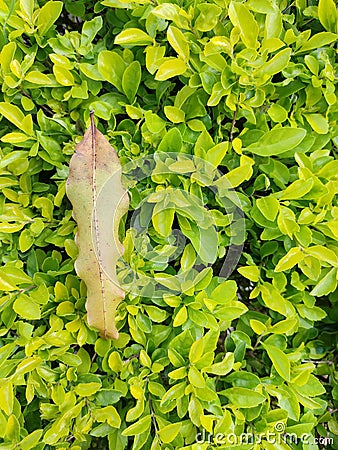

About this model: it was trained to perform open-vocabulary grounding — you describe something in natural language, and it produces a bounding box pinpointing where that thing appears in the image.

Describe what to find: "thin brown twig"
[229,109,237,142]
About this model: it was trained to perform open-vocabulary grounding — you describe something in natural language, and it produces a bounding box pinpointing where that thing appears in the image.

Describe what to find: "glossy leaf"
[115,28,153,46]
[228,2,259,48]
[318,0,337,32]
[167,26,189,59]
[263,343,290,381]
[221,387,266,408]
[155,58,187,81]
[245,128,306,156]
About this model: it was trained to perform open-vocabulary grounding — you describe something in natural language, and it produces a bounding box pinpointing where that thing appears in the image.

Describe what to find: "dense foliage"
[0,0,337,449]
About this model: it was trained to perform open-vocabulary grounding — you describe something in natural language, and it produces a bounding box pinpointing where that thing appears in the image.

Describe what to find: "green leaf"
[275,247,304,272]
[74,382,102,396]
[144,111,166,133]
[53,66,74,86]
[108,352,123,372]
[188,395,203,426]
[277,206,300,238]
[160,381,186,406]
[195,3,222,32]
[225,155,254,187]
[0,103,33,135]
[25,71,53,84]
[93,406,121,427]
[158,423,181,444]
[228,2,259,48]
[250,319,267,335]
[262,343,290,381]
[188,365,205,388]
[164,106,185,123]
[19,229,34,252]
[122,415,151,436]
[189,339,204,363]
[81,16,103,47]
[238,266,260,282]
[98,51,126,91]
[296,304,326,321]
[310,268,337,297]
[169,160,195,173]
[115,28,153,46]
[145,45,166,74]
[318,0,337,32]
[221,387,266,408]
[257,48,292,76]
[155,58,187,81]
[206,142,228,167]
[37,1,63,36]
[0,266,32,291]
[210,280,237,303]
[122,60,141,103]
[304,245,338,267]
[167,26,189,59]
[245,127,306,156]
[268,103,288,123]
[13,294,41,320]
[1,133,29,143]
[281,178,314,200]
[0,381,14,415]
[256,196,279,222]
[19,429,44,450]
[298,32,337,53]
[269,318,298,334]
[203,352,234,375]
[304,114,329,135]
[14,356,42,377]
[260,283,293,317]
[226,371,261,389]
[20,0,34,20]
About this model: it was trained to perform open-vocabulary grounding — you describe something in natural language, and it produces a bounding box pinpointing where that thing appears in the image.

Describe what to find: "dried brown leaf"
[66,116,129,339]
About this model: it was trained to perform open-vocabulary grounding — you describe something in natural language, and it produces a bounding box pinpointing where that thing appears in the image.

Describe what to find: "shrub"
[0,0,337,449]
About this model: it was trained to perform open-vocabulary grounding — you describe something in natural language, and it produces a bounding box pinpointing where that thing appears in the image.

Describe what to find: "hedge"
[0,0,337,449]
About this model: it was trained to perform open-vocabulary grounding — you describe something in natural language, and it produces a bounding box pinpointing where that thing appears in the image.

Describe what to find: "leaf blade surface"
[66,117,129,339]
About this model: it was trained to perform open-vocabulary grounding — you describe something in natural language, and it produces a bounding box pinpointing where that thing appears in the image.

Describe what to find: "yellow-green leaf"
[74,382,102,396]
[152,205,174,238]
[36,1,63,36]
[221,387,266,408]
[13,294,41,320]
[122,415,151,436]
[115,28,153,46]
[164,106,185,123]
[263,343,290,381]
[228,2,259,48]
[0,381,14,415]
[167,25,189,59]
[304,114,329,135]
[53,66,74,86]
[158,423,181,443]
[275,247,304,272]
[318,0,337,32]
[25,71,53,85]
[281,178,314,200]
[155,58,187,81]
